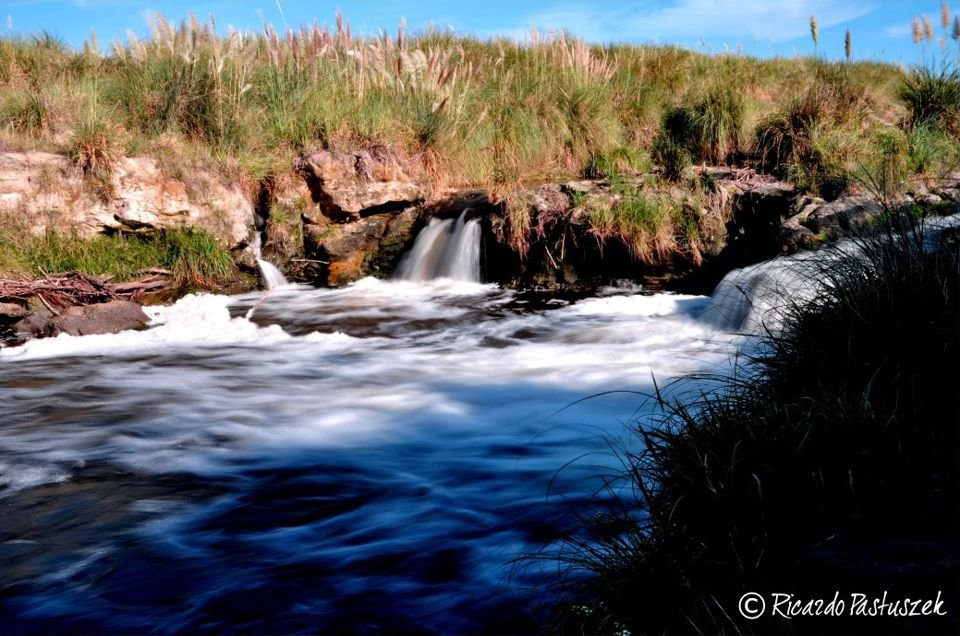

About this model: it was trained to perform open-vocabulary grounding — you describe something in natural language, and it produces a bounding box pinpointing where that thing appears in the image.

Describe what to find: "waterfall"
[395,212,482,282]
[702,214,960,333]
[700,258,817,333]
[251,233,289,289]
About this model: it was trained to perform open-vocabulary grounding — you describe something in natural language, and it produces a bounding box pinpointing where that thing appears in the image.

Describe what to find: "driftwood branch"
[0,271,173,309]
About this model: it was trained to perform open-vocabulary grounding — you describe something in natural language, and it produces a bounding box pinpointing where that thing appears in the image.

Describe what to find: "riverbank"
[555,216,960,635]
[2,11,959,303]
[2,145,958,346]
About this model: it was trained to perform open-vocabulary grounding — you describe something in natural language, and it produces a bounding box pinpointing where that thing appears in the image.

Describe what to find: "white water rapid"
[4,216,955,633]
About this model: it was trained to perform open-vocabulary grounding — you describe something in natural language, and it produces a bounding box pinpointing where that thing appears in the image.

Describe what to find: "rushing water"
[395,213,482,283]
[0,276,741,634]
[252,233,290,290]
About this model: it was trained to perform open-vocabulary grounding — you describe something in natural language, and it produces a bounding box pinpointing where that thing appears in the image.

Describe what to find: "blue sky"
[0,0,952,63]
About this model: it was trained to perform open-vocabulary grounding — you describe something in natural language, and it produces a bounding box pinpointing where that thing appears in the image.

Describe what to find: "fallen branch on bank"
[0,271,172,309]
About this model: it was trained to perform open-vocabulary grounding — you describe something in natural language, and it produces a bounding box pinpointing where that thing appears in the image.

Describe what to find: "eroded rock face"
[303,207,420,286]
[295,150,426,223]
[0,152,253,247]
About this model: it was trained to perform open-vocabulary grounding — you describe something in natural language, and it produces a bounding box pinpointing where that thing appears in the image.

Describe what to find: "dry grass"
[0,12,916,193]
[0,10,955,266]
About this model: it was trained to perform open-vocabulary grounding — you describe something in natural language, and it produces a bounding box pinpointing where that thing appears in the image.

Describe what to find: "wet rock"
[423,190,500,220]
[778,215,820,254]
[295,149,426,222]
[804,195,884,234]
[303,207,420,286]
[12,310,56,338]
[724,180,796,262]
[0,302,29,325]
[49,301,149,336]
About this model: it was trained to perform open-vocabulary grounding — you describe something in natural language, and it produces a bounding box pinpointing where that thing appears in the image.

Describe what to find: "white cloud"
[484,0,875,44]
[884,24,910,39]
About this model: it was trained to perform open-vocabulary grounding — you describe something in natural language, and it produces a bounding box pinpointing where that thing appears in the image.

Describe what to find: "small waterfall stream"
[252,233,289,289]
[395,212,482,282]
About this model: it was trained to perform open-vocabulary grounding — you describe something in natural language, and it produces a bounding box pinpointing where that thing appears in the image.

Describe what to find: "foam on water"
[0,274,746,631]
[1,293,295,360]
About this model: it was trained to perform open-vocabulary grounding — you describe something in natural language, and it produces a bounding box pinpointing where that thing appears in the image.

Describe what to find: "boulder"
[778,214,820,254]
[524,184,571,216]
[12,310,56,338]
[0,302,29,325]
[804,195,884,234]
[49,301,150,336]
[295,150,426,222]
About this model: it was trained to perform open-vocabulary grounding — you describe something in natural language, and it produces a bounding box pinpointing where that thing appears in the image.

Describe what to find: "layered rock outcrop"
[0,152,253,247]
[294,150,427,286]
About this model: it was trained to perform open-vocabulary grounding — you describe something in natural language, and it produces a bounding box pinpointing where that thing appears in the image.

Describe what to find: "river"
[0,277,742,633]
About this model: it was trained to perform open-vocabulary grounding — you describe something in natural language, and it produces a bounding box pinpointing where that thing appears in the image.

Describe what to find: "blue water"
[0,280,737,633]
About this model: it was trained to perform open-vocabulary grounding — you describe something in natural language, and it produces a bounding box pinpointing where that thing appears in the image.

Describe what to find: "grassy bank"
[554,214,959,634]
[1,11,957,192]
[0,213,238,289]
[0,9,958,272]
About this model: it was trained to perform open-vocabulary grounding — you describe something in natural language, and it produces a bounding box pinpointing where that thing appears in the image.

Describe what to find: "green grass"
[0,7,956,278]
[899,57,960,134]
[907,121,960,175]
[554,215,959,634]
[587,187,702,265]
[753,61,872,196]
[0,216,236,289]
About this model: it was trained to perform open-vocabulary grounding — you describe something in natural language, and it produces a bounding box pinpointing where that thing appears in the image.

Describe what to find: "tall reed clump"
[554,216,959,634]
[651,84,744,180]
[255,16,473,165]
[754,62,867,195]
[895,4,960,180]
[899,59,960,135]
[109,15,256,150]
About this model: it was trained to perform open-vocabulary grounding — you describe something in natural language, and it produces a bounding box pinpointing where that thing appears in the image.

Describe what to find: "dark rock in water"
[48,301,149,337]
[804,195,884,234]
[12,310,56,338]
[778,215,820,254]
[422,190,500,221]
[0,302,29,325]
[724,181,796,263]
